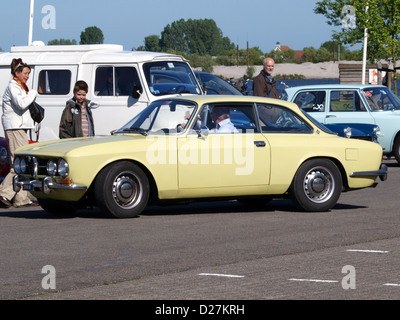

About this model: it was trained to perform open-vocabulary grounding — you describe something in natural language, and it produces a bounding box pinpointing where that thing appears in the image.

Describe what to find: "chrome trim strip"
[350,164,388,181]
[13,175,87,194]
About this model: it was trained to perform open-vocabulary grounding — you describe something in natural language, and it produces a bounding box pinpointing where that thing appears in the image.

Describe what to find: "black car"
[195,71,242,95]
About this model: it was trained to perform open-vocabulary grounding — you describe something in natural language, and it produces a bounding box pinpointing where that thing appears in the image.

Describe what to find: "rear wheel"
[290,159,342,212]
[94,161,149,218]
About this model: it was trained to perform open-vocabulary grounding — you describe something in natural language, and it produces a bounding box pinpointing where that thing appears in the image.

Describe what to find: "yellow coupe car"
[13,95,387,218]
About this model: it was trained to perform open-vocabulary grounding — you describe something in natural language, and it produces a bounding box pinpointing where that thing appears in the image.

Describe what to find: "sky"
[0,0,345,53]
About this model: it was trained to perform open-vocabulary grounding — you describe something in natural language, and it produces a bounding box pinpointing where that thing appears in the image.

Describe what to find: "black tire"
[393,136,400,163]
[38,198,78,215]
[290,159,342,212]
[94,161,149,218]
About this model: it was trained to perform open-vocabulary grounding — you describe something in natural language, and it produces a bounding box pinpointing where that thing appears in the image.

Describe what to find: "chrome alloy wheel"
[112,171,143,209]
[302,166,335,203]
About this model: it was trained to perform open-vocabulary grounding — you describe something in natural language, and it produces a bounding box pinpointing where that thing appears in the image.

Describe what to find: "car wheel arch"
[92,159,159,203]
[289,157,344,211]
[291,156,348,192]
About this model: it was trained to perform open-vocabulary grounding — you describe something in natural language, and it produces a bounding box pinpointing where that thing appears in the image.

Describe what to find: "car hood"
[16,134,147,157]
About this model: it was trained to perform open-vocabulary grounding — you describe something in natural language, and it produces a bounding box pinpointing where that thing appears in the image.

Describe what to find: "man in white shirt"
[211,107,238,133]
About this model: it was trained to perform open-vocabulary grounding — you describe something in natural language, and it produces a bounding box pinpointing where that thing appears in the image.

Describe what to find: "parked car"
[0,137,10,182]
[0,43,204,181]
[283,84,400,160]
[195,71,242,95]
[13,95,387,218]
[304,116,380,143]
[241,80,379,142]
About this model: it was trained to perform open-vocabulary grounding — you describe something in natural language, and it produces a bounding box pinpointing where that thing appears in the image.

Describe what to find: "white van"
[0,43,203,141]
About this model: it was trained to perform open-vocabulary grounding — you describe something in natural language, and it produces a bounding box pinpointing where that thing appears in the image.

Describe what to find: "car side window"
[95,66,142,96]
[37,70,71,95]
[197,104,257,134]
[293,91,326,112]
[257,103,312,133]
[330,90,365,112]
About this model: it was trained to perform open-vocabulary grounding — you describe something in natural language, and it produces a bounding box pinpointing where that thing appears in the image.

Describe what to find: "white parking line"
[346,249,389,253]
[288,278,338,283]
[198,273,245,278]
[383,283,400,287]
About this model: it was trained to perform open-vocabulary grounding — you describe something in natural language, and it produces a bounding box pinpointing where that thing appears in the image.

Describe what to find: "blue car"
[195,71,242,95]
[283,85,400,155]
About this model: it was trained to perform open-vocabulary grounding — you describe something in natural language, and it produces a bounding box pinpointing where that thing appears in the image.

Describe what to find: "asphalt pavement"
[1,159,400,305]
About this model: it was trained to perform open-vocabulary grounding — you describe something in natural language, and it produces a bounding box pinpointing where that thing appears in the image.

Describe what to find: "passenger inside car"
[209,106,238,133]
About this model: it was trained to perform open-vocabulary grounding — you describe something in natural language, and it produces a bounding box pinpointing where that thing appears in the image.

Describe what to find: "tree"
[144,35,161,52]
[80,26,104,45]
[159,19,234,55]
[316,0,400,92]
[48,39,77,45]
[354,0,400,93]
[314,0,363,45]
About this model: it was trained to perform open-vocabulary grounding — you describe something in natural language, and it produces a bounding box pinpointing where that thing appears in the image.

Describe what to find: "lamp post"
[361,6,369,85]
[28,0,35,45]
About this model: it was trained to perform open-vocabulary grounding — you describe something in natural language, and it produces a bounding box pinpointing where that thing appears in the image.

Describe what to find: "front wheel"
[94,161,150,218]
[290,159,342,212]
[393,136,400,163]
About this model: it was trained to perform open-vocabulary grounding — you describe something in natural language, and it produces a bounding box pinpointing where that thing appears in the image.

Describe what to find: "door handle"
[326,114,336,118]
[254,141,266,147]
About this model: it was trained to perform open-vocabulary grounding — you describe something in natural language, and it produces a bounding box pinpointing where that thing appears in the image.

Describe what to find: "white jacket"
[2,79,37,130]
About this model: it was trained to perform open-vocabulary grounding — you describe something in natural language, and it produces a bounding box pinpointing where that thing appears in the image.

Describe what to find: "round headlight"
[57,159,69,178]
[14,157,21,174]
[20,158,27,173]
[344,126,352,139]
[47,160,57,176]
[374,126,381,138]
[0,147,8,165]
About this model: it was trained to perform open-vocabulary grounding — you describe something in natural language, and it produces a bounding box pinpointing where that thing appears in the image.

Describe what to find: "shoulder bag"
[29,101,45,123]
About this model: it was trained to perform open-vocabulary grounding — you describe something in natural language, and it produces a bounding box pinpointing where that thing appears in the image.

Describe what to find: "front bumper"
[350,164,388,181]
[13,175,87,194]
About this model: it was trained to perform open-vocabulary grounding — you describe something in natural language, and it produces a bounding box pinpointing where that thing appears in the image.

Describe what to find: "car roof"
[284,84,387,93]
[158,94,298,109]
[0,44,187,65]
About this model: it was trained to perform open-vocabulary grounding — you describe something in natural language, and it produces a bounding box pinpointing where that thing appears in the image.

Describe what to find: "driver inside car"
[209,107,238,133]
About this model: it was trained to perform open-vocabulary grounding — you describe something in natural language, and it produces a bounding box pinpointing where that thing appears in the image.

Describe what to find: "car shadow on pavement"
[0,198,367,220]
[0,206,109,220]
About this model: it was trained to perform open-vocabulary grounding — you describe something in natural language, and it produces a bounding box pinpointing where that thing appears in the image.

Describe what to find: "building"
[274,42,304,61]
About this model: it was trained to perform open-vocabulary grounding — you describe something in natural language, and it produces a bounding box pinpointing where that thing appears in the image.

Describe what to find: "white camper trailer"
[0,43,203,141]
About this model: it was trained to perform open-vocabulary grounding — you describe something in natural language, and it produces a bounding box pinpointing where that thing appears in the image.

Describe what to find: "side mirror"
[132,85,141,99]
[197,126,209,140]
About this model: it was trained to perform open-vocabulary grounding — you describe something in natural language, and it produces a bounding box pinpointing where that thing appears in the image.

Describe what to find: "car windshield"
[115,99,197,135]
[362,87,400,111]
[143,61,201,96]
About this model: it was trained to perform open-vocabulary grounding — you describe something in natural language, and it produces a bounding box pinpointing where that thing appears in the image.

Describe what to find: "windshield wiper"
[122,127,148,136]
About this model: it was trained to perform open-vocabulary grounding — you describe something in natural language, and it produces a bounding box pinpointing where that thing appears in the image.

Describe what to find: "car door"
[290,89,327,123]
[177,103,270,195]
[323,89,375,125]
[256,102,316,192]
